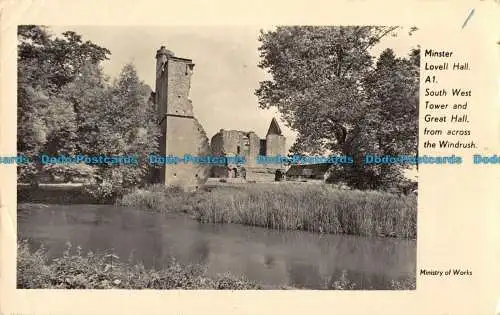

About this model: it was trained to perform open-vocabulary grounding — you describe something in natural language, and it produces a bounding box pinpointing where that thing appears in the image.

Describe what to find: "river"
[18,204,416,289]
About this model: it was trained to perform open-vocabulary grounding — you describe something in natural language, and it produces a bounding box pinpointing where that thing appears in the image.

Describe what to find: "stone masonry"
[210,117,287,178]
[152,46,211,190]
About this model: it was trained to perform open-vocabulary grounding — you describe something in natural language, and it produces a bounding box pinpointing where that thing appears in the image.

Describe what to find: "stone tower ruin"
[153,46,211,190]
[265,117,286,156]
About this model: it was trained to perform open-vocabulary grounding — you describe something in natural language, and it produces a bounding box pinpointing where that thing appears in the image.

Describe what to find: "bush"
[43,164,96,183]
[328,270,357,290]
[84,179,117,203]
[390,277,416,290]
[81,164,153,203]
[17,241,53,289]
[17,241,416,290]
[17,241,261,290]
[118,184,200,214]
[17,185,99,204]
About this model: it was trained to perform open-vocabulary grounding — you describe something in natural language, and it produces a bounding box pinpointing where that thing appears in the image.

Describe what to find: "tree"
[256,26,419,190]
[18,26,111,92]
[17,26,111,184]
[59,61,110,155]
[17,26,159,198]
[17,84,79,183]
[83,63,159,196]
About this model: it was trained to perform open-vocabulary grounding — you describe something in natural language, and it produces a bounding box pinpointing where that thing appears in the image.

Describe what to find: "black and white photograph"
[16,25,419,290]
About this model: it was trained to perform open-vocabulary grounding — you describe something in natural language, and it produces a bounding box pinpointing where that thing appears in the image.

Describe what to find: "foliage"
[17,241,261,289]
[17,25,159,194]
[193,183,417,239]
[83,179,117,203]
[18,26,111,92]
[118,184,196,213]
[18,240,415,290]
[17,241,53,288]
[256,26,419,190]
[328,270,357,290]
[17,185,99,204]
[119,183,417,239]
[390,277,417,290]
[43,164,96,182]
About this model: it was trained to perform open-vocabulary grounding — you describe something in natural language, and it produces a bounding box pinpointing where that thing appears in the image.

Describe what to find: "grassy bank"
[18,184,100,204]
[17,241,260,289]
[119,185,196,213]
[17,241,415,290]
[119,183,417,239]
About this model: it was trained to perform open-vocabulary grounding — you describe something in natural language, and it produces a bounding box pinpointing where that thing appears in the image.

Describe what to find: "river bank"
[119,183,417,240]
[18,202,416,289]
[17,182,417,289]
[17,182,417,239]
[17,240,260,289]
[17,240,415,290]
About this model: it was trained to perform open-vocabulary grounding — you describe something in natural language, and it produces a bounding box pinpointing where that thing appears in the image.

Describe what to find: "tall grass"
[194,183,416,239]
[119,183,417,240]
[118,185,197,213]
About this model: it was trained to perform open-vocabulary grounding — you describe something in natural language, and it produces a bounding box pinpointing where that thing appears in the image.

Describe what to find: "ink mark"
[461,8,475,29]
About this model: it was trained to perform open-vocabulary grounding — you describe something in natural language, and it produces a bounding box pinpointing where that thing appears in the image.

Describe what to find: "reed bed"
[119,185,196,213]
[119,183,417,240]
[193,183,417,239]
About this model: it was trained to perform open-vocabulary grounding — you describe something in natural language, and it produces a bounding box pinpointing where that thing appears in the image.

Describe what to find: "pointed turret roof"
[266,117,282,136]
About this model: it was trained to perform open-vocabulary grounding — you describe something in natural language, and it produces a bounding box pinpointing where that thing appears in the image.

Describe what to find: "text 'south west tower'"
[153,46,210,190]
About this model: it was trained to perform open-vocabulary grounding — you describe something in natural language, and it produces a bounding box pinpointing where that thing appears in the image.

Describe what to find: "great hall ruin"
[150,46,287,190]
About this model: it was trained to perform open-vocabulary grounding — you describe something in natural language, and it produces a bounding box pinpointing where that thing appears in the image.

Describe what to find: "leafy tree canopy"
[17,25,158,195]
[256,26,419,190]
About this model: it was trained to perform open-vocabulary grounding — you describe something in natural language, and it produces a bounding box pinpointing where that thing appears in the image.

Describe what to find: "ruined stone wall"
[209,130,262,167]
[155,56,168,121]
[166,58,194,116]
[154,47,210,191]
[211,166,228,178]
[220,130,242,155]
[164,116,211,189]
[265,134,286,156]
[209,129,286,171]
[152,132,167,183]
[210,132,224,156]
[247,132,260,167]
[259,139,267,155]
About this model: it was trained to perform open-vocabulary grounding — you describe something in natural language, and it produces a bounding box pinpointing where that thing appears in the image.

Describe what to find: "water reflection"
[264,254,275,268]
[287,261,323,289]
[189,238,210,265]
[18,204,416,289]
[93,212,103,226]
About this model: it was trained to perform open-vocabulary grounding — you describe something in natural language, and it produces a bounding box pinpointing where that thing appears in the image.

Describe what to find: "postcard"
[1,1,499,314]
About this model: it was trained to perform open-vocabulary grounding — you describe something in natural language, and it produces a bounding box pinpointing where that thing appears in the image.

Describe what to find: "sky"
[49,25,420,152]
